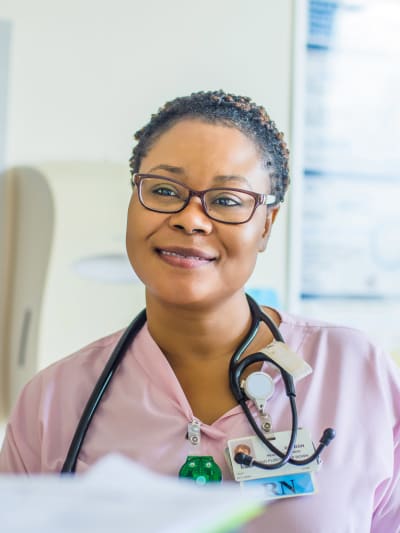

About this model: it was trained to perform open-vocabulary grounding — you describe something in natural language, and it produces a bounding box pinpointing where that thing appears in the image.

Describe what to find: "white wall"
[0,0,295,414]
[2,0,295,290]
[1,0,295,296]
[2,0,293,161]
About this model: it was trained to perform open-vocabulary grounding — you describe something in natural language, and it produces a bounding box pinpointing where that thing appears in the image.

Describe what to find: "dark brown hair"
[129,90,290,203]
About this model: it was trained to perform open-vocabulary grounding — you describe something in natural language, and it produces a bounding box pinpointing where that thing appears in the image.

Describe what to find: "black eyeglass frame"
[130,173,277,225]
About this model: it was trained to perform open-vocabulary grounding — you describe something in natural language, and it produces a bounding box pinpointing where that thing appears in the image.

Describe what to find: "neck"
[145,291,254,367]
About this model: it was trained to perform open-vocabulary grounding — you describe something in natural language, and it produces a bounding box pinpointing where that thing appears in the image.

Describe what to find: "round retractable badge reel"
[243,371,274,412]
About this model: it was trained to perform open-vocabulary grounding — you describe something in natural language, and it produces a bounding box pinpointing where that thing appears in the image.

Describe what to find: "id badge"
[226,428,320,500]
[241,471,317,500]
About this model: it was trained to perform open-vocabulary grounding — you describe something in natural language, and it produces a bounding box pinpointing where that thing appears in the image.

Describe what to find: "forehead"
[139,118,268,186]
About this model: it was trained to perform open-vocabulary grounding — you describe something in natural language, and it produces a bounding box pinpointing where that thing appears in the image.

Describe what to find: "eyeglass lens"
[139,176,256,223]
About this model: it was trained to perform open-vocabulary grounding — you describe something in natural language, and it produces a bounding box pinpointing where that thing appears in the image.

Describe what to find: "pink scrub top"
[1,310,399,532]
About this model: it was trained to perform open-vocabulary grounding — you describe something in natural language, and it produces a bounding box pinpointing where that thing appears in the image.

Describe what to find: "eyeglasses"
[131,173,277,225]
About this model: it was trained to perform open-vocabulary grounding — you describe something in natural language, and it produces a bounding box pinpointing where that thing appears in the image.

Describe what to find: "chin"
[146,283,244,311]
[150,288,210,308]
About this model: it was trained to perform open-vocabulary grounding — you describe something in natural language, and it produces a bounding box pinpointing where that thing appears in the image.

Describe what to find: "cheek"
[126,194,158,238]
[126,197,139,246]
[125,197,152,264]
[223,221,266,265]
[240,215,267,250]
[126,201,138,268]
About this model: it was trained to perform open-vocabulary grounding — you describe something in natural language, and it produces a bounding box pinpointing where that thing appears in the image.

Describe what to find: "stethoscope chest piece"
[242,371,274,412]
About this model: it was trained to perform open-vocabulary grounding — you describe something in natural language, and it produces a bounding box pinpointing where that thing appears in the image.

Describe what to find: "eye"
[212,194,243,207]
[151,184,181,198]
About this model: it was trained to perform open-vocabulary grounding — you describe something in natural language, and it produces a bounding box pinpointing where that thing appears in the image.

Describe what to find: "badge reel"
[243,371,275,437]
[179,419,222,484]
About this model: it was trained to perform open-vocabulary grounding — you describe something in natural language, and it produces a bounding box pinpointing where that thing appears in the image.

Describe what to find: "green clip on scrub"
[179,456,222,484]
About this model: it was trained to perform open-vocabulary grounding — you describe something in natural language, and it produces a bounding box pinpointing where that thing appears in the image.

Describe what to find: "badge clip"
[187,419,201,446]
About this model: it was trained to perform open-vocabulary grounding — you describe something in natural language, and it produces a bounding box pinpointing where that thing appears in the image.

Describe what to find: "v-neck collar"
[129,309,311,434]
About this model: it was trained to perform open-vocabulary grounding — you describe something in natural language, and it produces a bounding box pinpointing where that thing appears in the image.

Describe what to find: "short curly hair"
[129,90,290,203]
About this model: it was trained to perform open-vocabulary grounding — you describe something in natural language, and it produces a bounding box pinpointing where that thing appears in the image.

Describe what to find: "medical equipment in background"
[0,162,144,417]
[61,295,335,475]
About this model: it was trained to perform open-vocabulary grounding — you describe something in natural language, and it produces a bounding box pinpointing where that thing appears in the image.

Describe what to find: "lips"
[155,246,216,268]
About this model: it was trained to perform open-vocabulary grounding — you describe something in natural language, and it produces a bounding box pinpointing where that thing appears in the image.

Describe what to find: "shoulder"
[34,330,125,389]
[0,329,128,473]
[278,310,385,360]
[10,329,127,422]
[277,309,400,390]
[278,309,400,413]
[279,309,366,336]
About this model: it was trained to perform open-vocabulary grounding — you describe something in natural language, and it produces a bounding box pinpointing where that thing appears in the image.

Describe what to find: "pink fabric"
[1,311,399,532]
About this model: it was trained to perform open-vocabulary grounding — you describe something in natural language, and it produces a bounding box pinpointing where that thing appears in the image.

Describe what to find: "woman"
[1,91,399,531]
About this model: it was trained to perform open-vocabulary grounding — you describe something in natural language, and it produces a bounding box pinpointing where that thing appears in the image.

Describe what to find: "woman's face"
[126,119,279,308]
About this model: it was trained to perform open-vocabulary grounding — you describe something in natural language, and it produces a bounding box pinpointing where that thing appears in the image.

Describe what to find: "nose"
[168,196,213,234]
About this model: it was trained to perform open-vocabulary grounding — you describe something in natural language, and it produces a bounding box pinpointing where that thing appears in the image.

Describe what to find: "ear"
[258,206,280,252]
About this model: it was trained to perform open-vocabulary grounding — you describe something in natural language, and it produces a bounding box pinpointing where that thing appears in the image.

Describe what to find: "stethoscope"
[61,295,335,474]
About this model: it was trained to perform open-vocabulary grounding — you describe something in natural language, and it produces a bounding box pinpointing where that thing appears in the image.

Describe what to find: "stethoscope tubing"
[230,296,298,468]
[61,310,147,473]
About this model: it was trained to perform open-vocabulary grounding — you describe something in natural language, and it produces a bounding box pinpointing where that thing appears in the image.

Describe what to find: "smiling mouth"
[156,247,216,267]
[159,250,213,260]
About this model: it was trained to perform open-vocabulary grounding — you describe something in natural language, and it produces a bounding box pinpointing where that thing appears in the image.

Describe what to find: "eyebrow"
[148,164,185,175]
[213,174,252,189]
[148,165,252,189]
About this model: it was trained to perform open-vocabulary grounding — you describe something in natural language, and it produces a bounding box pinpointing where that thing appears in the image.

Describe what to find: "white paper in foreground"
[0,454,264,533]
